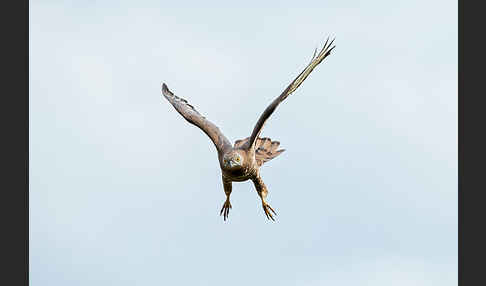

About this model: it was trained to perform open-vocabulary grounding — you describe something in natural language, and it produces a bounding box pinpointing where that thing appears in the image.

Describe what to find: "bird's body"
[220,137,282,182]
[161,38,335,221]
[219,148,254,180]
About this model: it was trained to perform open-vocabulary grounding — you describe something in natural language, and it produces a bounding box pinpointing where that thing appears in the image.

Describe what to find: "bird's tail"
[234,137,285,166]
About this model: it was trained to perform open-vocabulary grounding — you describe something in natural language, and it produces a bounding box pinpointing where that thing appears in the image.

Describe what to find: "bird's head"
[223,151,244,169]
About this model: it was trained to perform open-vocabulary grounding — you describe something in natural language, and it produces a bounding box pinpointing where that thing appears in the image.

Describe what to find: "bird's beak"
[225,160,235,168]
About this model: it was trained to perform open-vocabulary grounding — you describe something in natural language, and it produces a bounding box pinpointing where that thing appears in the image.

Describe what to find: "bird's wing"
[244,38,335,150]
[162,83,232,153]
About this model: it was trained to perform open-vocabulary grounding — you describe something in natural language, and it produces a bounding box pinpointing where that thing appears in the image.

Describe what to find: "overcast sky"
[30,1,457,285]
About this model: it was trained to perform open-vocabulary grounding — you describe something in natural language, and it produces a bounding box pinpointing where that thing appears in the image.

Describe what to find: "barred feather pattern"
[234,137,285,166]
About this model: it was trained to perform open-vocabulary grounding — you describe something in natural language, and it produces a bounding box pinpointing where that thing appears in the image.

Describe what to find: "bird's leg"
[252,175,277,221]
[220,176,233,221]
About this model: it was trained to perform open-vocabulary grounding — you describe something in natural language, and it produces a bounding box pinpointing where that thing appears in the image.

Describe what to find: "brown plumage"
[161,37,335,221]
[234,137,284,166]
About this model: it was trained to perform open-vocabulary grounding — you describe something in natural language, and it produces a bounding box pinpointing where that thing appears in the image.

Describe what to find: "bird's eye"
[236,157,240,162]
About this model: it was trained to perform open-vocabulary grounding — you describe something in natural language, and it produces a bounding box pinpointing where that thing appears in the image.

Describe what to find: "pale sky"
[30,1,457,285]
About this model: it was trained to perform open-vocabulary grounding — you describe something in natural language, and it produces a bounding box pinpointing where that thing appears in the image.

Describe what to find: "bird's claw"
[220,199,232,221]
[262,202,277,221]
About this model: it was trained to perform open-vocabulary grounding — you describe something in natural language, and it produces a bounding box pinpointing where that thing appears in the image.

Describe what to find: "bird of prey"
[161,38,335,221]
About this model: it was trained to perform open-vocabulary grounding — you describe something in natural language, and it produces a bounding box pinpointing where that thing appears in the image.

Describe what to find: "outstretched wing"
[244,38,335,150]
[162,83,232,153]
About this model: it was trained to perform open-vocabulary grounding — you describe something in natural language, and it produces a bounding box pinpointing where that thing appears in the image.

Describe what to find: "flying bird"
[161,38,335,221]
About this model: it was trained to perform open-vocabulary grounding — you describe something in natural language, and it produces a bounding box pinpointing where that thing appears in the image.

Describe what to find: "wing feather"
[162,83,232,153]
[244,37,335,150]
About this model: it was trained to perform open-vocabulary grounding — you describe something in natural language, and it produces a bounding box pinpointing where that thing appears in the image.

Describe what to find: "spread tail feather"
[234,137,285,166]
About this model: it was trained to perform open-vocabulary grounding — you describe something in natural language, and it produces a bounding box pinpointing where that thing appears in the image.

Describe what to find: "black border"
[2,1,28,285]
[459,0,482,284]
